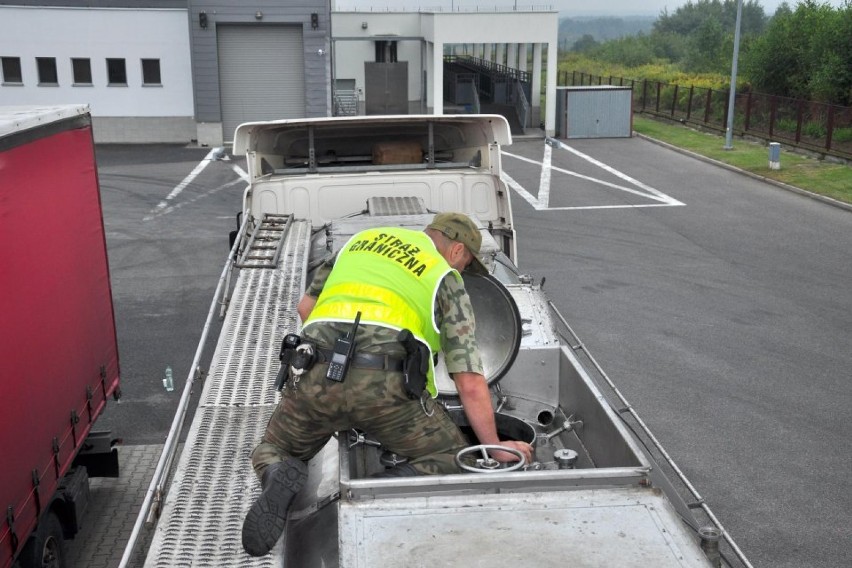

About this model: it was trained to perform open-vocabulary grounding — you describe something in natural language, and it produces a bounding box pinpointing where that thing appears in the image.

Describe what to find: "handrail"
[548,299,755,568]
[117,213,250,568]
[447,55,532,84]
[333,89,358,117]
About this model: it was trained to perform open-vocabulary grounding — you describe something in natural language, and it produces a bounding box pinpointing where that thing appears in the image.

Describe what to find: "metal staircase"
[333,89,358,116]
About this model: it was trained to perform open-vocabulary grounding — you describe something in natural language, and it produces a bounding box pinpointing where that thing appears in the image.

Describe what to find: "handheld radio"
[326,311,361,382]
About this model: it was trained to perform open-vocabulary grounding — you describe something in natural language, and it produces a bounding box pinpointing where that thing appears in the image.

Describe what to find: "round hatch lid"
[434,273,521,397]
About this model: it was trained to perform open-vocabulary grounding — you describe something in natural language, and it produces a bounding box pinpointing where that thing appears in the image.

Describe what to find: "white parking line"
[538,143,552,208]
[551,139,683,205]
[502,172,541,209]
[144,178,246,221]
[231,164,249,182]
[143,147,222,221]
[502,140,684,210]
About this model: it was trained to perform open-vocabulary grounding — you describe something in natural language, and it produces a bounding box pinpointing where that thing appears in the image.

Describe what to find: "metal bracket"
[308,125,316,172]
[86,385,94,422]
[31,469,42,515]
[100,364,109,400]
[348,429,381,449]
[427,122,435,168]
[52,437,61,478]
[6,507,18,552]
[70,409,80,447]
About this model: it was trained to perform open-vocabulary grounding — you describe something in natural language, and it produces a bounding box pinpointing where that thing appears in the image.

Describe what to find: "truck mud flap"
[73,431,120,478]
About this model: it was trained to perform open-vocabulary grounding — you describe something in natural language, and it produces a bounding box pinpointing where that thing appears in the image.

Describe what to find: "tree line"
[566,0,852,106]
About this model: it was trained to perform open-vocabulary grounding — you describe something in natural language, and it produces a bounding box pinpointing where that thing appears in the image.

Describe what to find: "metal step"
[144,219,312,567]
[235,213,292,269]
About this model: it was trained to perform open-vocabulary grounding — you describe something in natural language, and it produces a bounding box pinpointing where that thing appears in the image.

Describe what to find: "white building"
[0,4,195,142]
[331,8,558,134]
[0,2,559,143]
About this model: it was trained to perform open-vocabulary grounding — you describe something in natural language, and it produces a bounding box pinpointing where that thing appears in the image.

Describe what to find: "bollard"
[769,142,781,170]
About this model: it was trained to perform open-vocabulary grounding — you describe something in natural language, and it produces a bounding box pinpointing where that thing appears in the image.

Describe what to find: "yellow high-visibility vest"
[305,227,459,396]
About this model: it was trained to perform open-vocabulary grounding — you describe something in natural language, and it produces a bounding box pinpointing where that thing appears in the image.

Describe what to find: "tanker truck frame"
[125,115,751,568]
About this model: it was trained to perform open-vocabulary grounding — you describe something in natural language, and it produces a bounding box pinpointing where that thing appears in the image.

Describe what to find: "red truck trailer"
[0,105,120,568]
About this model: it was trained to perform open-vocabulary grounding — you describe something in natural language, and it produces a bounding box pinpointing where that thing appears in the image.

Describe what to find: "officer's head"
[425,212,487,275]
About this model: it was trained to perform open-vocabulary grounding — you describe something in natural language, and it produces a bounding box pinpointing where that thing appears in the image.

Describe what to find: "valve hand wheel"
[454,444,526,473]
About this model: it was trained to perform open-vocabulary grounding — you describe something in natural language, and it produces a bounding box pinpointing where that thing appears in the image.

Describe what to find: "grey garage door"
[217,24,305,142]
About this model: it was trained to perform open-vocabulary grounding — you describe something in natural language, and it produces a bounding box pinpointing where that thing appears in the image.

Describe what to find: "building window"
[106,58,127,85]
[36,57,58,85]
[71,58,92,85]
[141,59,161,85]
[375,41,398,63]
[1,56,23,83]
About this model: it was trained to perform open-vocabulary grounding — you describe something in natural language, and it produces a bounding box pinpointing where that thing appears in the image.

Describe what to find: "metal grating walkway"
[144,220,312,567]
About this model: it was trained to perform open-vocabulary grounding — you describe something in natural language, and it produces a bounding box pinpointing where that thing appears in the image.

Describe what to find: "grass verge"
[632,115,852,205]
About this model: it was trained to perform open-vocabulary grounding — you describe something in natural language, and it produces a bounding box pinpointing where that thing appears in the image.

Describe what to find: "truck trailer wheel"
[18,511,66,568]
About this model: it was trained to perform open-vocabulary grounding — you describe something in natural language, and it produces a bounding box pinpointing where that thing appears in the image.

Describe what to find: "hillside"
[558,16,656,50]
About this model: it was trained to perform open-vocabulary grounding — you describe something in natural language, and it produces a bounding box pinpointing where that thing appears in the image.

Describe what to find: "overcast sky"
[337,0,848,17]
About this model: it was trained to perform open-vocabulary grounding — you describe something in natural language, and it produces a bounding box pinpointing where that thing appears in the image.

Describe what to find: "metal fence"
[559,70,852,160]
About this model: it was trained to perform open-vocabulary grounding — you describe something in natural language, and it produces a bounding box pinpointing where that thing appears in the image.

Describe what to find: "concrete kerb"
[634,132,852,214]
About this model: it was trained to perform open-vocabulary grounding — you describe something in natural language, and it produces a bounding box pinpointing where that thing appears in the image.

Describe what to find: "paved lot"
[64,145,242,566]
[504,136,852,568]
[67,135,851,567]
[91,144,240,444]
[66,446,161,568]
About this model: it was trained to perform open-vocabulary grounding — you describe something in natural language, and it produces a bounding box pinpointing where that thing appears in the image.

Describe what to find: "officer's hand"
[490,440,533,464]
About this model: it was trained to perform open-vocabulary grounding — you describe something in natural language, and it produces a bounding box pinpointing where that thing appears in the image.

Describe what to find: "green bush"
[831,127,852,143]
[803,122,827,139]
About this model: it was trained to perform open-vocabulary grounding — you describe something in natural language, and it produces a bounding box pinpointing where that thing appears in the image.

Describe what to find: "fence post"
[655,82,662,113]
[705,89,712,124]
[795,99,804,143]
[769,97,776,137]
[686,86,694,121]
[744,92,753,131]
[826,105,835,152]
[642,80,648,111]
[671,84,679,117]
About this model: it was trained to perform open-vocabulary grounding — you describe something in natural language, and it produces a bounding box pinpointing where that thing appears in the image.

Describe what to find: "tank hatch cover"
[434,273,521,397]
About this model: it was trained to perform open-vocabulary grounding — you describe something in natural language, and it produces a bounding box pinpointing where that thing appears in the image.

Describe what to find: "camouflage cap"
[427,212,488,275]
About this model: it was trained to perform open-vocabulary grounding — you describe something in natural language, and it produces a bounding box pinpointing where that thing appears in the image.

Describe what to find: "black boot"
[241,457,308,557]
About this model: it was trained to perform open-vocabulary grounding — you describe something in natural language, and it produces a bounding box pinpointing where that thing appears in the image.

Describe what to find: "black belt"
[315,347,405,372]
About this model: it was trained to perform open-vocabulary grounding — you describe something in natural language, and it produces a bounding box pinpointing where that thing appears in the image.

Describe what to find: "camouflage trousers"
[251,359,469,478]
